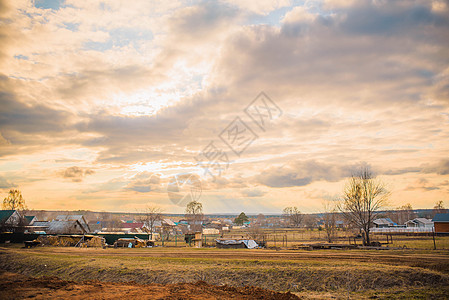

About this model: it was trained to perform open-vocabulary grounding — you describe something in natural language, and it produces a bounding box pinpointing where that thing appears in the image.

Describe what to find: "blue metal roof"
[433,213,449,222]
[0,210,16,223]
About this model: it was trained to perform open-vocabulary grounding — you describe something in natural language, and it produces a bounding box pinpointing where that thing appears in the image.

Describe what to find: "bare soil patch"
[0,271,298,300]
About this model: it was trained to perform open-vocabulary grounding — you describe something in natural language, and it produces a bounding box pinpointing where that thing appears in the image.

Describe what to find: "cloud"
[0,176,16,189]
[211,0,449,110]
[423,159,449,175]
[339,1,449,36]
[225,0,291,15]
[0,88,72,135]
[384,167,422,176]
[405,178,441,192]
[125,172,163,193]
[169,2,239,41]
[255,160,361,188]
[0,0,448,212]
[60,166,95,182]
[241,187,266,197]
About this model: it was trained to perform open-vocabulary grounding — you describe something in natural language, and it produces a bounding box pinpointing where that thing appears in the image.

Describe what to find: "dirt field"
[0,271,298,300]
[1,245,449,299]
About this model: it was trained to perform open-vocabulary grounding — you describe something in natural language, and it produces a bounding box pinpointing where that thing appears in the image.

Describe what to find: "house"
[405,218,434,228]
[25,216,37,225]
[433,213,449,233]
[0,210,23,232]
[46,220,89,234]
[0,210,21,225]
[373,218,396,228]
[55,215,90,233]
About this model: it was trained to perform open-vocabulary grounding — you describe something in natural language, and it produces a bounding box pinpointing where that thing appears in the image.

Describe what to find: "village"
[1,206,448,250]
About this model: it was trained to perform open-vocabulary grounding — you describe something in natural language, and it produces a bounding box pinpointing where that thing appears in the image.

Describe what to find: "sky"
[0,0,448,214]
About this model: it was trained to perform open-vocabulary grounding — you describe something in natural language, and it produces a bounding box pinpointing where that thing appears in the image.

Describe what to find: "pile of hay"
[36,235,80,247]
[86,236,106,248]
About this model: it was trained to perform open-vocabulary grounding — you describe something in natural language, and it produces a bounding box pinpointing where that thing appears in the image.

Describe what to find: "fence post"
[433,228,436,250]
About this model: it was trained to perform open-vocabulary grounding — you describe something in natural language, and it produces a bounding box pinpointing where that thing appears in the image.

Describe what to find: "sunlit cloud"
[0,0,448,213]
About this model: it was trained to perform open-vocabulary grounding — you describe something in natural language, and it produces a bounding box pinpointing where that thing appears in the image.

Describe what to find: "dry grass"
[1,245,448,298]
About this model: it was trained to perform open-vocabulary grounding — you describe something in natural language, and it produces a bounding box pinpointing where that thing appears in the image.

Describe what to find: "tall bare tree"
[3,189,26,210]
[283,206,303,227]
[322,201,337,243]
[340,167,389,246]
[185,200,203,232]
[139,206,163,240]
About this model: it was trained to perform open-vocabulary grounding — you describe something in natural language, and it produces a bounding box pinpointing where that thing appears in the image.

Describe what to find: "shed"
[373,218,396,228]
[433,213,449,233]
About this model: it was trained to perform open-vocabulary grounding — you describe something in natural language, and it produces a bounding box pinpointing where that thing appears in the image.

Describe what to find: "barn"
[433,213,449,234]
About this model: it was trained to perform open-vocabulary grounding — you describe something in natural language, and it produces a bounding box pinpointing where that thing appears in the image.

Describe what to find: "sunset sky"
[1,0,448,214]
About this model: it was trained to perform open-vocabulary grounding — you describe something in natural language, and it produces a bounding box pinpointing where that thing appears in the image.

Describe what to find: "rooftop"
[0,210,16,223]
[433,213,449,222]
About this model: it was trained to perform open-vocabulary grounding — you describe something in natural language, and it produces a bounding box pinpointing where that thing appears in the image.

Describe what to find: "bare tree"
[322,201,337,243]
[256,213,266,226]
[433,200,447,216]
[340,167,389,246]
[3,189,27,210]
[185,200,203,232]
[107,215,123,232]
[139,206,163,240]
[394,203,416,225]
[302,214,317,230]
[283,207,303,227]
[247,224,264,241]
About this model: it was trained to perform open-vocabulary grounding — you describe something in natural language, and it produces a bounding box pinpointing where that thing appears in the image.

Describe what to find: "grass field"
[1,244,449,299]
